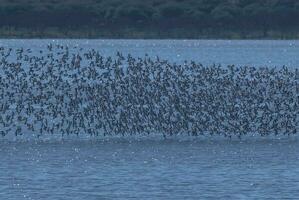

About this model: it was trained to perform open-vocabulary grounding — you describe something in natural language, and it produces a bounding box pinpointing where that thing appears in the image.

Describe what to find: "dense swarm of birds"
[0,45,298,138]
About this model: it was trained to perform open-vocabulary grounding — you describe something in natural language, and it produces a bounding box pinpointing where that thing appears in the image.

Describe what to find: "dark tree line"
[0,0,298,37]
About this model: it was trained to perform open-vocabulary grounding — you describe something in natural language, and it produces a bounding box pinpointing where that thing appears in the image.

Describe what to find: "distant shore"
[0,27,298,39]
[0,0,298,40]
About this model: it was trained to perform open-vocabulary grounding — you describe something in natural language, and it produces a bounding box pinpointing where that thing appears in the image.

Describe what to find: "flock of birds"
[0,44,298,138]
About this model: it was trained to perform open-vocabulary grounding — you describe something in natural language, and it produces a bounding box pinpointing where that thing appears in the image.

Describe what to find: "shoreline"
[0,28,298,40]
[1,37,298,40]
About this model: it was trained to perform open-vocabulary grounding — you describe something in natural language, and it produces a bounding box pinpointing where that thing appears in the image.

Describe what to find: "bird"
[0,45,296,139]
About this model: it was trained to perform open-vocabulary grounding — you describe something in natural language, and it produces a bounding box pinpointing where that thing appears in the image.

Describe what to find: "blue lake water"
[0,39,299,199]
[0,39,298,67]
[1,138,299,200]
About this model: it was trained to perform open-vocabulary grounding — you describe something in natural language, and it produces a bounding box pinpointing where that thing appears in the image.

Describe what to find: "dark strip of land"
[0,0,298,39]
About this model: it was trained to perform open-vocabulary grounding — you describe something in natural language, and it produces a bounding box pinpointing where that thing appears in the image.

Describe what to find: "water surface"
[1,138,298,199]
[0,39,298,67]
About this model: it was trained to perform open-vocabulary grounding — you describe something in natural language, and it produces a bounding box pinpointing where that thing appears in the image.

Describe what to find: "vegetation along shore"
[0,0,298,39]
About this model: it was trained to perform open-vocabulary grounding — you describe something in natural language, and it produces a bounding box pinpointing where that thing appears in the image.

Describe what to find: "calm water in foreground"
[1,138,299,199]
[0,39,298,199]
